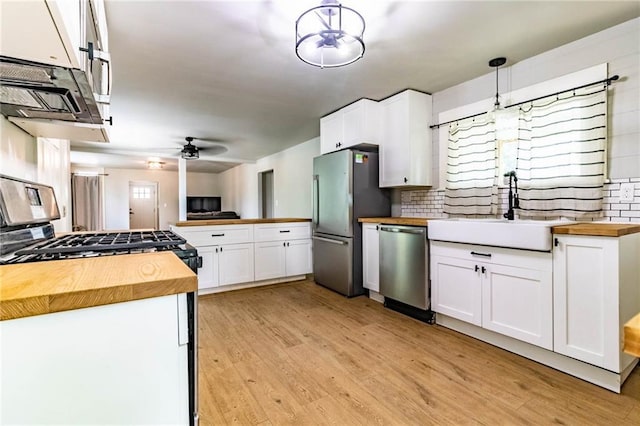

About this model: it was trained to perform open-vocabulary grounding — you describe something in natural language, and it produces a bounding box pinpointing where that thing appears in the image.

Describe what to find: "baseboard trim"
[437,314,638,393]
[197,275,308,295]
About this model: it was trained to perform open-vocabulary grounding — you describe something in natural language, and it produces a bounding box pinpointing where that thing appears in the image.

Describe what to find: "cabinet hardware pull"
[481,266,486,274]
[211,233,225,237]
[287,242,290,247]
[470,251,492,258]
[80,42,94,61]
[376,225,379,231]
[104,116,113,126]
[279,230,291,233]
[554,237,559,247]
[404,177,408,183]
[474,265,479,272]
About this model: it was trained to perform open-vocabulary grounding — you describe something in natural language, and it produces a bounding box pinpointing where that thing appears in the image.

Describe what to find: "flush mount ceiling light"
[295,0,365,68]
[147,161,164,169]
[181,137,199,160]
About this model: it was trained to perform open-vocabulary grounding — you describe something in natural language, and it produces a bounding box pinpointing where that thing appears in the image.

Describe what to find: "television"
[186,196,221,214]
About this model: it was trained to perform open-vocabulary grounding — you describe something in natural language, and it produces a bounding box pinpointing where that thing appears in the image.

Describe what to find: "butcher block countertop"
[624,313,640,357]
[358,217,431,226]
[174,218,311,227]
[552,223,640,237]
[0,252,197,321]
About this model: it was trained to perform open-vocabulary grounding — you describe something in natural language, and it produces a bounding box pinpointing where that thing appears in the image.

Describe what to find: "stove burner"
[15,230,186,255]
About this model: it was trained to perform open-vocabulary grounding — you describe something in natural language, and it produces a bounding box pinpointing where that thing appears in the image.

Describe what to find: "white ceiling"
[70,0,640,174]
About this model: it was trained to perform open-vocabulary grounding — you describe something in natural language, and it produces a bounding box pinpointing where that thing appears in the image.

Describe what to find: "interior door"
[129,182,158,230]
[313,150,352,237]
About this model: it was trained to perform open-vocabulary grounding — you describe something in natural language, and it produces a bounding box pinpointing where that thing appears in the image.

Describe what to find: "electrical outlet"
[619,183,635,203]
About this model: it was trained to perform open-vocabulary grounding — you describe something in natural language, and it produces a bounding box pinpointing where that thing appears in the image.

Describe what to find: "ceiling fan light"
[295,1,365,68]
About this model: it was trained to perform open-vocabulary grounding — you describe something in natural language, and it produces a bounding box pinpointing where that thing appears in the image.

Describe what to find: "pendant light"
[489,57,507,109]
[295,0,365,68]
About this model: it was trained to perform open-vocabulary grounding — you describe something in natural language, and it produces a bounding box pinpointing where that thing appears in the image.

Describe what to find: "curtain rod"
[429,74,619,129]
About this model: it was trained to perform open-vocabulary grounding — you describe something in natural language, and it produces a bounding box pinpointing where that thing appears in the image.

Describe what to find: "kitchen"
[2,1,640,425]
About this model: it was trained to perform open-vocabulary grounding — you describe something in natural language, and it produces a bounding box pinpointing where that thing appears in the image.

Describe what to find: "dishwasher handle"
[380,226,425,235]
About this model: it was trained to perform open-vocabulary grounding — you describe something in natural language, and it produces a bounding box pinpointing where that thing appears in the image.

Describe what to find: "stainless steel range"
[0,174,199,425]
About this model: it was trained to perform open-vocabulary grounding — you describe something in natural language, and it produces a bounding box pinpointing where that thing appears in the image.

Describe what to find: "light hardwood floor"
[197,280,640,425]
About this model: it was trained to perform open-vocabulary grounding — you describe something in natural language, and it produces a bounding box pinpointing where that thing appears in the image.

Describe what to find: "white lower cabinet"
[197,243,254,288]
[431,241,553,349]
[219,243,255,285]
[553,234,640,372]
[285,239,313,277]
[254,239,312,280]
[362,223,380,292]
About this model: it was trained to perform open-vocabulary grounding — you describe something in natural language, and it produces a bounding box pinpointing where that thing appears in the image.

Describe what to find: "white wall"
[0,116,37,181]
[256,137,320,218]
[431,17,640,185]
[218,163,258,218]
[102,169,219,229]
[217,137,320,219]
[187,172,220,195]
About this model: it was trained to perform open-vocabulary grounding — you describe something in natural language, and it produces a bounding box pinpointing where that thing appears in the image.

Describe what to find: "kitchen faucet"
[503,171,520,220]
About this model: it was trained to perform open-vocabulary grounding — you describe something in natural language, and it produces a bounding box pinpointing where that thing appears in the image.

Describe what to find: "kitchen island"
[171,218,313,294]
[0,252,197,425]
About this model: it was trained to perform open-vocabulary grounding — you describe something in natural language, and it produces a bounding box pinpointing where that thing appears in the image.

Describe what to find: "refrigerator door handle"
[312,236,348,245]
[312,174,319,229]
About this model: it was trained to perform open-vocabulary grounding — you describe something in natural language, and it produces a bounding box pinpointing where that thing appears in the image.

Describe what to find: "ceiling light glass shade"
[295,1,365,68]
[181,146,199,160]
[147,161,164,169]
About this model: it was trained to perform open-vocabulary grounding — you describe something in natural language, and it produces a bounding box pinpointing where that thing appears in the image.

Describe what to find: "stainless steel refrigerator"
[312,149,391,296]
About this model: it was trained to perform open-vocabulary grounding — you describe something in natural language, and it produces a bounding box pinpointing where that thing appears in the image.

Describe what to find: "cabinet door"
[342,101,366,148]
[553,235,620,370]
[285,239,313,276]
[362,223,380,292]
[431,255,482,326]
[482,264,553,349]
[320,110,343,154]
[254,241,286,281]
[380,90,432,187]
[218,243,255,286]
[379,95,407,187]
[196,246,219,289]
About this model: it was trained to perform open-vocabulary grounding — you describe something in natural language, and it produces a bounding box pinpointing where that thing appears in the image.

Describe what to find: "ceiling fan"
[175,137,228,160]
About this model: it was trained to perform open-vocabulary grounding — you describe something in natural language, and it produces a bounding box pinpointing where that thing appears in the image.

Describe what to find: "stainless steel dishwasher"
[379,225,430,317]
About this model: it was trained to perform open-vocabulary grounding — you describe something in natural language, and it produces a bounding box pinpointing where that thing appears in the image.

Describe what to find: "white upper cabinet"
[320,99,381,154]
[0,0,76,68]
[379,90,432,187]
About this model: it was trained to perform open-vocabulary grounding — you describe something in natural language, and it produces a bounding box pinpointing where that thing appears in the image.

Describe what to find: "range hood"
[0,56,109,142]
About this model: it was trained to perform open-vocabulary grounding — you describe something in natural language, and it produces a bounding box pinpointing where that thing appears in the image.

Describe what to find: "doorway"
[258,170,274,219]
[129,181,158,230]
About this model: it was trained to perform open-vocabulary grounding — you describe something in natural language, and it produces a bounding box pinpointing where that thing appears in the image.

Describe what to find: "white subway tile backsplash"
[401,177,640,222]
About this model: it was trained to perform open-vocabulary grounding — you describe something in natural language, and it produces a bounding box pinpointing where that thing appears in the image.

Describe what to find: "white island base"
[438,314,638,393]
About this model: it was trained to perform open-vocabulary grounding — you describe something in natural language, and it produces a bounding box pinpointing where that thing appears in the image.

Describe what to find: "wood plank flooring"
[197,280,640,425]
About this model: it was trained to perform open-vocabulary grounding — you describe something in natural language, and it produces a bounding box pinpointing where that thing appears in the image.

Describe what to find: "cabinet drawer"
[174,224,254,246]
[429,241,551,271]
[254,222,311,242]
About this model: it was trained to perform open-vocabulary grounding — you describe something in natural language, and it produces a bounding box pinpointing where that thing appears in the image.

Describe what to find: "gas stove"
[1,226,200,271]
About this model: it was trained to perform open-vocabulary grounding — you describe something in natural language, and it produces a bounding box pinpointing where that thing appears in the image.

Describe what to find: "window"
[132,186,151,199]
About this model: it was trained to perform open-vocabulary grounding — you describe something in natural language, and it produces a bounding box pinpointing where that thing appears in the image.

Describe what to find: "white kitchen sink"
[427,218,566,251]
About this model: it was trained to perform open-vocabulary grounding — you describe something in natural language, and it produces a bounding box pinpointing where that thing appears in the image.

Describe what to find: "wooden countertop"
[624,313,640,357]
[358,217,431,226]
[552,223,640,237]
[0,252,197,321]
[174,218,311,227]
